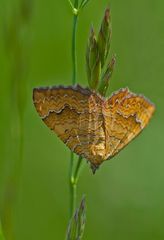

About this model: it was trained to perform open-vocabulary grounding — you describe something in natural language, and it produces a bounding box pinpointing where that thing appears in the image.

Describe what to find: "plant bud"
[98,8,112,68]
[66,197,86,240]
[98,56,116,96]
[86,27,101,90]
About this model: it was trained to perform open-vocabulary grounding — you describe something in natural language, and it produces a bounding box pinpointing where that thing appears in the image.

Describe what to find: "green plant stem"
[74,156,83,182]
[67,0,74,10]
[69,171,77,218]
[72,7,78,84]
[70,156,83,218]
[69,0,85,218]
[69,152,75,217]
[80,0,90,9]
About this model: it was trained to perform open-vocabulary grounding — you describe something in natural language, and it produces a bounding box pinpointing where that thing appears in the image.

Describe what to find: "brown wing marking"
[33,85,92,117]
[104,89,155,159]
[33,85,91,153]
[33,85,105,164]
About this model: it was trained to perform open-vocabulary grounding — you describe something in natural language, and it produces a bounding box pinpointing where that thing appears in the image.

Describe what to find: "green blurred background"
[0,0,164,239]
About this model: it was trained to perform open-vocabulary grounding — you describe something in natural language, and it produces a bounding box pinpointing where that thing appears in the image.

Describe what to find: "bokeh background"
[0,0,164,239]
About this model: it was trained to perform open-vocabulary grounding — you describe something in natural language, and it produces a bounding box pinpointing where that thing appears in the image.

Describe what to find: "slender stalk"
[74,156,83,183]
[79,0,90,10]
[69,174,77,218]
[67,0,74,10]
[69,0,85,218]
[69,0,78,216]
[69,155,83,217]
[72,3,78,84]
[69,152,75,217]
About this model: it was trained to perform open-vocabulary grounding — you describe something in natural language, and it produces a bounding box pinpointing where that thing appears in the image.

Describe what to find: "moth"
[33,85,155,172]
